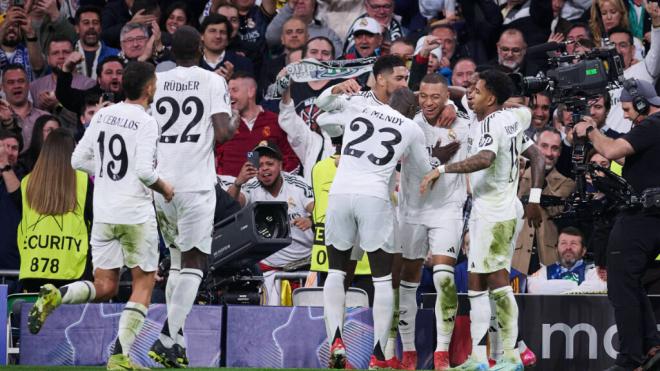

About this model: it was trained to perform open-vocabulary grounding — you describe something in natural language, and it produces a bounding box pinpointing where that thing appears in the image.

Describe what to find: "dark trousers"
[608,213,660,368]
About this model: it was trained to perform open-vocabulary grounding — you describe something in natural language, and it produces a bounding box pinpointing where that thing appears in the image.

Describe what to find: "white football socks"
[60,280,96,304]
[433,265,457,352]
[323,269,347,344]
[117,302,147,356]
[163,268,202,349]
[468,290,490,363]
[398,280,419,352]
[372,274,394,356]
[492,286,521,363]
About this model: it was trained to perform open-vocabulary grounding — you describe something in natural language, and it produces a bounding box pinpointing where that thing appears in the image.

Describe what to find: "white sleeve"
[419,0,444,19]
[134,119,160,186]
[643,27,660,80]
[567,267,608,294]
[278,99,314,161]
[511,107,532,132]
[71,123,96,175]
[211,74,232,115]
[476,115,503,156]
[315,84,349,112]
[404,124,433,178]
[526,267,578,294]
[316,111,347,138]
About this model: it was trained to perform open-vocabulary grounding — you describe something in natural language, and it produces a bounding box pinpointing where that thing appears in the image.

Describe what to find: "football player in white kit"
[397,73,470,371]
[29,61,175,371]
[147,26,235,368]
[316,82,431,369]
[421,70,544,371]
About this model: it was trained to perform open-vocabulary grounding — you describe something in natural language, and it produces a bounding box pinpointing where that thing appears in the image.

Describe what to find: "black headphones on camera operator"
[623,78,650,116]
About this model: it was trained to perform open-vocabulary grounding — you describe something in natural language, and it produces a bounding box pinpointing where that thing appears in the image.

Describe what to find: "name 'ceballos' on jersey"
[71,102,160,224]
[318,102,430,201]
[467,107,533,222]
[399,111,470,225]
[152,66,232,191]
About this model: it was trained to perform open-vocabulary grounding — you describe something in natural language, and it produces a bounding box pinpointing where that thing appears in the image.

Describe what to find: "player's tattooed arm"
[445,150,495,173]
[213,111,239,144]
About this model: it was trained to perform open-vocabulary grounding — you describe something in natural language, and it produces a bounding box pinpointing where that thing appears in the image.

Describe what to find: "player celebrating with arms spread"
[421,69,544,371]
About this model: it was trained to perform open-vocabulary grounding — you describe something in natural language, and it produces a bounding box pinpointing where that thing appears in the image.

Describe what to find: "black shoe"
[173,344,189,367]
[148,339,184,368]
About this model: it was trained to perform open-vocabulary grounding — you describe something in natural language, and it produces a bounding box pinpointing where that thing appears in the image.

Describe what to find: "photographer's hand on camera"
[574,116,598,138]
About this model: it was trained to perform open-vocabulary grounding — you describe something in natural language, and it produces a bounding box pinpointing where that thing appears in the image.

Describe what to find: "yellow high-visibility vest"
[310,156,371,275]
[18,171,90,280]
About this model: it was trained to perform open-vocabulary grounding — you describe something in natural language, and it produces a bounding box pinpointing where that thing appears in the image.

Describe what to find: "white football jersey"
[71,102,160,224]
[152,66,232,191]
[467,107,533,222]
[399,111,470,225]
[318,103,431,201]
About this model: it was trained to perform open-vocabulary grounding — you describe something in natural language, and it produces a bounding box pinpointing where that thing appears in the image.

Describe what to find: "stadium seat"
[292,287,370,307]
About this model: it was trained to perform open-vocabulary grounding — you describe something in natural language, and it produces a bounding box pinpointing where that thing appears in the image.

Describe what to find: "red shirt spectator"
[216,74,299,176]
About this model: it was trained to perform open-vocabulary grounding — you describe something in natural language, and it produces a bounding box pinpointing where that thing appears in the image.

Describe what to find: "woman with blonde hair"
[589,0,646,60]
[16,128,92,292]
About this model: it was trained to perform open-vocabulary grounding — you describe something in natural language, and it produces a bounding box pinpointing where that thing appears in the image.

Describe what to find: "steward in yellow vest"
[311,155,371,275]
[18,170,91,286]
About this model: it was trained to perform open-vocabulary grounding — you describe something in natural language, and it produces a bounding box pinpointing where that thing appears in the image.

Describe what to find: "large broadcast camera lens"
[254,205,288,239]
[509,73,550,96]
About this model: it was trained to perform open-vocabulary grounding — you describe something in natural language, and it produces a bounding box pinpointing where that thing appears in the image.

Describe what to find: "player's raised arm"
[316,79,361,112]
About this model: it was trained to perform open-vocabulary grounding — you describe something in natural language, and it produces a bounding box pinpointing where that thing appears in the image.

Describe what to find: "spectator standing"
[16,115,60,174]
[55,54,124,118]
[341,17,382,60]
[3,64,48,151]
[73,6,120,79]
[344,0,404,56]
[199,14,253,78]
[266,0,343,57]
[30,37,96,128]
[118,22,166,64]
[101,0,158,49]
[0,130,23,293]
[289,38,342,138]
[216,73,299,177]
[1,5,45,81]
[526,92,552,139]
[259,17,309,98]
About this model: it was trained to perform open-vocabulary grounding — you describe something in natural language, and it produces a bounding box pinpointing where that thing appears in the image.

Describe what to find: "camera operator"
[574,79,660,371]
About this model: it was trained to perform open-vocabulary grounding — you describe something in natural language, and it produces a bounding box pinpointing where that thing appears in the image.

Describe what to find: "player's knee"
[400,258,423,282]
[94,279,119,301]
[181,247,208,270]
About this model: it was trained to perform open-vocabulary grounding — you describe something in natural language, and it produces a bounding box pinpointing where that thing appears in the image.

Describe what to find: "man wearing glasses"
[343,0,404,56]
[495,28,527,73]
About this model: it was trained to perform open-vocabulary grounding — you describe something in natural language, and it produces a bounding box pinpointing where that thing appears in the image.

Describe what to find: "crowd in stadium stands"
[1,0,660,339]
